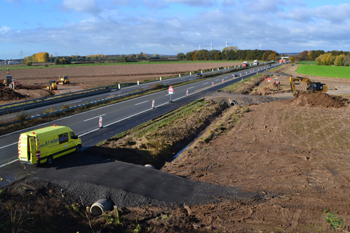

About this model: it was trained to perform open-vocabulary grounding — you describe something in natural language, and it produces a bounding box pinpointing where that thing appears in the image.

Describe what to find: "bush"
[26,61,32,66]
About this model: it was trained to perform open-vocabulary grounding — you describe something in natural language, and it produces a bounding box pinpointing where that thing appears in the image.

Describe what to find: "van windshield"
[70,131,78,139]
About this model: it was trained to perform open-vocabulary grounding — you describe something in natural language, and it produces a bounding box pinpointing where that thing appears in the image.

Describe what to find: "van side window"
[59,133,68,144]
[70,131,78,139]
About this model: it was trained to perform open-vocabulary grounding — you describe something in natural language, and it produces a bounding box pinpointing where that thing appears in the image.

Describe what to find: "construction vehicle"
[265,77,280,85]
[3,68,12,86]
[47,80,57,90]
[56,76,70,84]
[290,76,327,96]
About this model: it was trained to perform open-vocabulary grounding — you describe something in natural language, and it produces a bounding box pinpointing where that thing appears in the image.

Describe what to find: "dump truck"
[18,125,82,165]
[47,80,57,90]
[56,76,70,84]
[242,61,249,67]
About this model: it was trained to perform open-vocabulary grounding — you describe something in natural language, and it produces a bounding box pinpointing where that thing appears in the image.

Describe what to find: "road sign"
[168,86,174,95]
[99,116,103,128]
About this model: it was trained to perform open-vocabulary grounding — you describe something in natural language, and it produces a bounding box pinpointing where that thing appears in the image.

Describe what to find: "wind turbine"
[198,45,201,50]
[225,39,228,48]
[259,42,262,50]
[210,41,213,50]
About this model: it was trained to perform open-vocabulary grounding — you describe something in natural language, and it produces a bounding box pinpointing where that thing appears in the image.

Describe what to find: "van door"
[28,136,37,164]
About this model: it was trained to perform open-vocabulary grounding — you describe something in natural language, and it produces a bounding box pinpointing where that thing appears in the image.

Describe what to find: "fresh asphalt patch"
[23,152,255,207]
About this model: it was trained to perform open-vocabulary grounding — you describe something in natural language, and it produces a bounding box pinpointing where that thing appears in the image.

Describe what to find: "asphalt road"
[0,66,240,121]
[0,63,281,166]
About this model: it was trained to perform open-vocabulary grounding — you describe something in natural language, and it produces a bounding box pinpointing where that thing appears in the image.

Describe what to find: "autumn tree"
[177,53,185,61]
[334,54,346,66]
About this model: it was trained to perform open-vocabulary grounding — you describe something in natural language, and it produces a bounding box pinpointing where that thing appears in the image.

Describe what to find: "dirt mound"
[291,92,348,108]
[0,86,27,101]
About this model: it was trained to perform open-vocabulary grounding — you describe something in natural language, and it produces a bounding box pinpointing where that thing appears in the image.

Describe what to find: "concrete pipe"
[90,198,113,216]
[144,164,155,169]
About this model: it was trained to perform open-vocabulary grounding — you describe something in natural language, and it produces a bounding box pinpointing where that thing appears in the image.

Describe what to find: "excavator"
[289,76,327,97]
[264,71,327,97]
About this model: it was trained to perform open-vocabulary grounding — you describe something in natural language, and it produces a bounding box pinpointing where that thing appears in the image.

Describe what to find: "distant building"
[8,61,20,65]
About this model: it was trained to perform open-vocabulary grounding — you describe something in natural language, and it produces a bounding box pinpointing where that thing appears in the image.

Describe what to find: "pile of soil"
[0,86,27,101]
[291,92,348,108]
[253,83,280,96]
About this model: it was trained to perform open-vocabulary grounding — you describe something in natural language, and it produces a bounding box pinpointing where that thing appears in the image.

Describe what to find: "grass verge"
[296,65,350,78]
[91,98,229,169]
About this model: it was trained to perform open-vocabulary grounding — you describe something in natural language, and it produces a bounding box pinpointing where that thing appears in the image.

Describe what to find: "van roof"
[22,125,70,135]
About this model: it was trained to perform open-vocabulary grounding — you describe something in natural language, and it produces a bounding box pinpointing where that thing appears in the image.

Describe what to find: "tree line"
[177,47,279,61]
[293,50,350,66]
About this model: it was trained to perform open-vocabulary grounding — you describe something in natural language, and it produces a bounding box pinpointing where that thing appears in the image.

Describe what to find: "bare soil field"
[3,64,350,232]
[0,62,240,90]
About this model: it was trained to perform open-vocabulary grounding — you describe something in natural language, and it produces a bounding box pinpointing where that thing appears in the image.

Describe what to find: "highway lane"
[0,63,281,166]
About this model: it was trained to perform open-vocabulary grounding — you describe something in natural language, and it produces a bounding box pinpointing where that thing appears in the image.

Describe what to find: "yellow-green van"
[18,125,82,165]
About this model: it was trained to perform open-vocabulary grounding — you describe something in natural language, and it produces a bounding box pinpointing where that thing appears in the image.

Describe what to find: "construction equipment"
[3,68,12,86]
[56,76,70,85]
[265,77,280,85]
[47,80,57,90]
[290,76,327,96]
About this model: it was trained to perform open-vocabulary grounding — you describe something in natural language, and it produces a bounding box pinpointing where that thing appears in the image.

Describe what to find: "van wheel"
[76,146,81,153]
[47,156,53,165]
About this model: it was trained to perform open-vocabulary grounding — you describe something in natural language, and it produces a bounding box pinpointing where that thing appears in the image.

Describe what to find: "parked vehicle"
[18,125,82,165]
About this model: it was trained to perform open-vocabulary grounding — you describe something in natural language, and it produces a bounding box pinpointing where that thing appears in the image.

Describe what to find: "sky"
[1,0,349,59]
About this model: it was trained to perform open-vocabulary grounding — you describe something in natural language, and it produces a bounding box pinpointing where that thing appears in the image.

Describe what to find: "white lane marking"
[203,82,208,85]
[84,114,105,122]
[104,108,152,127]
[135,101,148,106]
[0,142,18,150]
[78,128,100,137]
[0,159,19,168]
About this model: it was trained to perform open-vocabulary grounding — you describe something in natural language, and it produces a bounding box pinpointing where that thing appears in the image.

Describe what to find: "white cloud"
[62,0,101,14]
[0,26,10,34]
[164,0,215,7]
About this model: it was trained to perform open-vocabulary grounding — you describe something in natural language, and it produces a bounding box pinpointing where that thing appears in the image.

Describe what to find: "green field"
[297,61,317,65]
[296,65,350,78]
[0,60,248,71]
